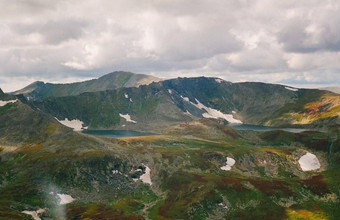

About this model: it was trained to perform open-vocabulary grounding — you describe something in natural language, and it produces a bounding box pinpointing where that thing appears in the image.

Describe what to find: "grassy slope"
[15,71,161,100]
[2,106,339,220]
[33,83,193,132]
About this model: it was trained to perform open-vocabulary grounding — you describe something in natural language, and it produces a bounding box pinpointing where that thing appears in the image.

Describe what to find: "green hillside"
[31,77,339,131]
[1,96,339,219]
[13,71,162,100]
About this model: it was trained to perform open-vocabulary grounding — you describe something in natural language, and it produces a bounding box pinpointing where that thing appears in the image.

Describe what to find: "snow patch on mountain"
[124,93,129,98]
[185,110,192,116]
[181,95,190,102]
[298,152,320,171]
[119,113,137,123]
[215,78,223,83]
[57,193,75,205]
[56,118,88,131]
[0,99,18,107]
[139,164,152,185]
[168,89,172,94]
[220,157,236,171]
[285,86,298,92]
[181,97,242,123]
[22,209,45,220]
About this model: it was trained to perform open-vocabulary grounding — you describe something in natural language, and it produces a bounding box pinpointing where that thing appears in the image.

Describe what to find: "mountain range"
[22,72,339,132]
[13,71,162,100]
[1,71,339,219]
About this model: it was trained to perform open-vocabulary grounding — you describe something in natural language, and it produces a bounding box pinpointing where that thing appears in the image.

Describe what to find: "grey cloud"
[0,0,339,92]
[279,8,340,53]
[11,19,88,45]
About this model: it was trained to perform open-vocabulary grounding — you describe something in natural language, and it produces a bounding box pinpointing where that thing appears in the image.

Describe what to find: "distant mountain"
[32,77,339,131]
[319,86,340,94]
[13,71,162,100]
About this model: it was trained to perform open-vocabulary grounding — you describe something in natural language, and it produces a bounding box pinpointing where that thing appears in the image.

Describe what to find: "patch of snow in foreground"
[298,152,321,171]
[0,99,18,107]
[285,86,298,92]
[139,164,152,185]
[55,118,88,131]
[215,78,223,83]
[119,113,137,123]
[124,93,129,98]
[22,209,45,220]
[182,97,242,124]
[56,193,75,205]
[220,157,236,171]
[219,203,228,209]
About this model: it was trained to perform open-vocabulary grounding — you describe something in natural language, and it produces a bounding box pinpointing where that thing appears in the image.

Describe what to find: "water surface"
[82,130,156,138]
[228,124,311,133]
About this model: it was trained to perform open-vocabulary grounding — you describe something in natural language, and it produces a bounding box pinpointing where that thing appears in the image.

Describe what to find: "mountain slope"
[319,86,340,94]
[1,85,340,219]
[13,71,162,100]
[33,82,195,132]
[31,77,338,131]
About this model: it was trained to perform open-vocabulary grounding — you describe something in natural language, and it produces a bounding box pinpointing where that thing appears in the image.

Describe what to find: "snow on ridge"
[119,113,137,123]
[185,110,192,116]
[285,86,298,92]
[0,99,18,107]
[298,152,320,171]
[215,78,223,83]
[22,209,45,220]
[180,95,190,102]
[181,96,242,124]
[220,157,236,171]
[56,118,87,131]
[139,164,152,185]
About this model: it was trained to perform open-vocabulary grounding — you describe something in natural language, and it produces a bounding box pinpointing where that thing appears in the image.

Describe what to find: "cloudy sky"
[0,0,339,92]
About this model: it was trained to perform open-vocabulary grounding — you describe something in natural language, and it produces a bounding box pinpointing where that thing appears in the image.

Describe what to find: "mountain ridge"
[30,76,339,132]
[13,71,163,100]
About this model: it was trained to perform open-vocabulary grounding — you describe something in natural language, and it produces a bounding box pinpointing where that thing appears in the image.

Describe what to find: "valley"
[0,72,339,219]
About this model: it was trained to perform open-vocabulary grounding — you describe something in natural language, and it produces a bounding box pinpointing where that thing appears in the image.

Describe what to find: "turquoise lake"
[82,130,156,138]
[228,124,311,133]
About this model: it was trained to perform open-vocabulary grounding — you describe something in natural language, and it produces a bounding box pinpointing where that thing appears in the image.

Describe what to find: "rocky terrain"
[0,73,339,219]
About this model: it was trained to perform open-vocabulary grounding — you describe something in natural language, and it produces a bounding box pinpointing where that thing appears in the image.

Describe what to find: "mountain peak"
[12,81,45,95]
[13,71,163,100]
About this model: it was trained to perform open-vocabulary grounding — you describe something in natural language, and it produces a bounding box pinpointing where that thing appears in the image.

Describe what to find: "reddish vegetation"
[192,174,208,183]
[305,103,320,115]
[248,179,293,196]
[216,177,244,191]
[298,175,329,195]
[0,212,24,220]
[220,126,240,139]
[67,203,142,220]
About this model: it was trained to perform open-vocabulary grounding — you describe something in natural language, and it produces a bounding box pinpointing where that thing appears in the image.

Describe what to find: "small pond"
[228,124,311,133]
[82,130,156,138]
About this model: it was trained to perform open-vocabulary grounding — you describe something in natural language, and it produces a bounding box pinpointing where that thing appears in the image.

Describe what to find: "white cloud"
[0,0,339,92]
